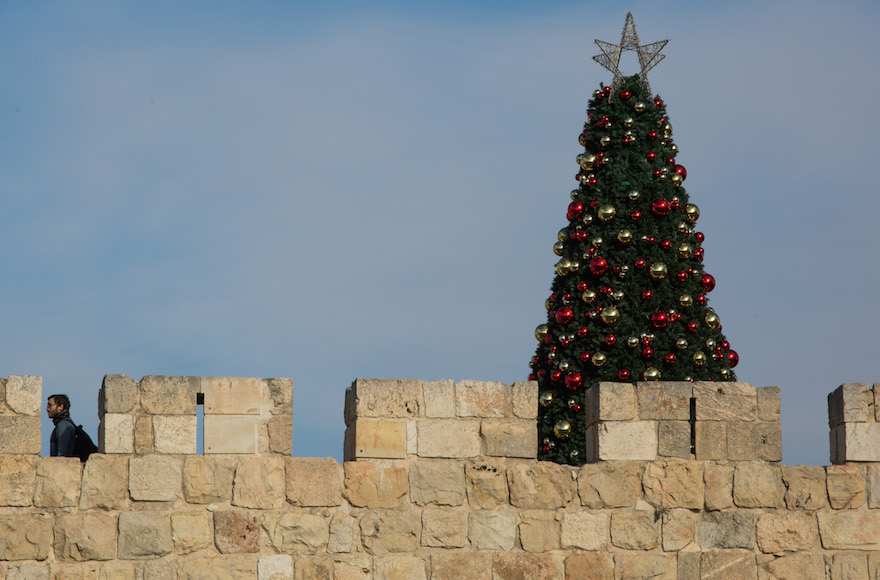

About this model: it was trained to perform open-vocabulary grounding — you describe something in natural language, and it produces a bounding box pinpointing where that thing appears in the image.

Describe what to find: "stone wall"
[1,375,879,579]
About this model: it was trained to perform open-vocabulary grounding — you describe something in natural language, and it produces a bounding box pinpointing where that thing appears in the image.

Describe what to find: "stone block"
[374,555,427,580]
[129,455,182,501]
[700,550,756,578]
[333,557,373,580]
[0,416,41,454]
[100,374,137,414]
[0,513,52,561]
[643,461,703,509]
[80,454,128,510]
[694,421,726,460]
[117,512,173,558]
[455,380,511,417]
[697,511,756,549]
[328,512,359,553]
[758,552,825,580]
[183,455,235,503]
[519,510,559,552]
[134,416,153,454]
[99,414,134,454]
[833,422,880,462]
[204,415,255,454]
[508,462,576,509]
[827,464,866,509]
[348,378,422,419]
[202,377,261,414]
[139,375,199,414]
[233,456,285,509]
[409,459,465,506]
[733,463,785,508]
[757,386,781,421]
[54,513,117,561]
[6,375,41,416]
[662,509,696,551]
[34,457,81,507]
[263,511,328,553]
[153,415,197,454]
[0,456,36,507]
[214,511,260,554]
[423,379,454,418]
[755,512,818,552]
[782,465,827,510]
[344,419,406,460]
[578,461,641,508]
[693,381,756,421]
[868,464,880,508]
[176,556,257,579]
[360,508,420,555]
[828,382,872,426]
[560,511,608,550]
[613,552,676,580]
[586,420,657,461]
[259,555,293,580]
[727,421,782,461]
[416,419,481,458]
[658,420,691,458]
[421,508,468,548]
[466,461,509,509]
[262,377,292,416]
[267,415,292,455]
[564,553,614,580]
[677,552,700,580]
[611,511,660,550]
[171,512,212,555]
[492,553,562,580]
[636,381,692,420]
[830,553,869,580]
[511,381,538,419]
[343,462,408,508]
[3,563,50,580]
[432,552,492,580]
[704,463,733,511]
[481,419,537,458]
[469,510,516,550]
[286,457,344,507]
[585,381,636,423]
[819,512,880,550]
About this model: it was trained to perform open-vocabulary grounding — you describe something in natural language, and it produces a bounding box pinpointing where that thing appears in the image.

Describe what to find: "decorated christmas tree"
[530,13,738,465]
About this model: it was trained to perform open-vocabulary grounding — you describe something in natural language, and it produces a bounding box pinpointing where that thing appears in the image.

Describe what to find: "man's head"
[46,394,70,418]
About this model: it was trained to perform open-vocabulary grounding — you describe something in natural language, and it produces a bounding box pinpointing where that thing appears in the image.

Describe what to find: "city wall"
[1,374,879,579]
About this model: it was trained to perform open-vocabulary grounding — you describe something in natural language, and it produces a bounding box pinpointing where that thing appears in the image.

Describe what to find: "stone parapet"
[829,382,880,463]
[0,375,42,455]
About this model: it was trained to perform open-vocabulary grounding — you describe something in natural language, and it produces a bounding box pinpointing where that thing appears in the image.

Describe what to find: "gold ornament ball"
[623,117,635,128]
[650,262,668,279]
[612,290,624,301]
[671,144,679,154]
[643,367,661,381]
[553,420,572,439]
[592,352,607,366]
[693,351,707,366]
[556,258,572,275]
[600,135,611,148]
[559,361,569,371]
[544,299,551,310]
[582,214,593,224]
[581,290,596,304]
[671,174,683,186]
[634,101,646,112]
[569,449,580,460]
[705,312,720,329]
[553,242,565,256]
[685,204,700,223]
[580,153,597,170]
[676,338,688,349]
[720,368,730,377]
[678,243,693,258]
[535,324,549,342]
[591,237,603,247]
[570,189,579,200]
[628,190,640,200]
[600,306,620,325]
[617,229,633,243]
[597,204,617,221]
[570,260,580,272]
[705,338,716,349]
[539,391,554,407]
[627,336,640,347]
[677,221,689,233]
[557,229,568,242]
[679,294,693,308]
[578,133,587,146]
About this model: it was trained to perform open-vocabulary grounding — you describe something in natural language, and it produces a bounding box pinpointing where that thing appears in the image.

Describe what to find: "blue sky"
[2,0,878,465]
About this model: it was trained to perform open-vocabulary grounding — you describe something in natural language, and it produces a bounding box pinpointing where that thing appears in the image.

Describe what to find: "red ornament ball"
[556,306,574,324]
[577,326,589,338]
[654,98,664,108]
[650,311,670,328]
[721,341,730,350]
[664,353,677,365]
[642,347,654,359]
[618,369,631,380]
[565,372,583,390]
[567,201,584,221]
[631,210,642,221]
[605,334,617,346]
[579,352,591,363]
[687,321,699,333]
[642,289,654,301]
[620,89,632,100]
[677,270,689,282]
[651,199,671,216]
[696,294,707,305]
[590,257,608,275]
[660,240,672,251]
[728,350,739,367]
[695,248,704,262]
[634,258,646,269]
[701,273,716,292]
[550,370,562,382]
[600,286,612,294]
[528,373,536,380]
[674,165,687,180]
[647,130,658,141]
[577,281,588,292]
[646,151,657,162]
[695,232,705,243]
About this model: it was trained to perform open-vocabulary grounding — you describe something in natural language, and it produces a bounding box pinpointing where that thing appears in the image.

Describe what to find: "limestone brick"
[264,378,293,416]
[508,462,576,509]
[727,421,782,461]
[480,419,537,458]
[0,455,36,507]
[868,464,880,508]
[99,413,134,454]
[560,510,608,550]
[373,555,427,580]
[0,513,51,561]
[700,549,756,579]
[636,381,692,420]
[54,513,117,561]
[758,552,825,580]
[129,455,181,501]
[416,419,480,458]
[80,454,128,510]
[677,550,700,580]
[827,464,866,509]
[755,512,818,553]
[455,380,511,417]
[171,512,212,555]
[134,416,153,454]
[359,508,420,555]
[492,553,563,580]
[517,510,557,552]
[703,463,733,511]
[662,509,696,551]
[465,461,509,509]
[233,456,285,509]
[117,512,173,558]
[214,511,260,554]
[613,552,676,580]
[286,457,344,507]
[328,511,359,553]
[834,422,880,462]
[152,415,197,454]
[432,552,492,580]
[658,420,691,458]
[757,386,781,421]
[267,415,293,454]
[294,557,333,580]
[817,511,880,549]
[345,419,406,460]
[564,553,614,580]
[201,377,261,414]
[139,375,199,414]
[347,378,422,419]
[611,510,660,550]
[733,462,785,508]
[422,379,454,418]
[34,457,81,507]
[586,381,636,423]
[175,555,257,579]
[183,455,235,504]
[408,459,465,506]
[468,510,517,550]
[694,381,757,421]
[782,465,827,510]
[694,420,726,460]
[828,382,872,426]
[204,415,255,454]
[141,560,174,580]
[262,511,328,553]
[3,563,50,580]
[0,416,41,454]
[697,511,756,549]
[6,375,41,415]
[421,508,468,548]
[343,462,408,508]
[578,461,641,508]
[100,374,138,414]
[259,555,293,580]
[829,552,869,580]
[511,380,538,419]
[643,461,704,509]
[587,420,658,461]
[333,557,373,580]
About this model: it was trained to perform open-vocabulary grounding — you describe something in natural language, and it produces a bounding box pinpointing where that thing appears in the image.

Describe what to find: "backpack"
[63,419,98,462]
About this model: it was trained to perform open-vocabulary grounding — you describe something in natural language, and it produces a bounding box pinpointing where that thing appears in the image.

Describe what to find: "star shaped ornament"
[593,12,668,97]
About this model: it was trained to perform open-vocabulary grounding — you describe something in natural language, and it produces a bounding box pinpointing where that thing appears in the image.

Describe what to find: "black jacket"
[50,410,76,457]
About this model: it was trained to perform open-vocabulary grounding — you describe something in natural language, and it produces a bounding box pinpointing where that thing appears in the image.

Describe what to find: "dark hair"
[48,394,70,410]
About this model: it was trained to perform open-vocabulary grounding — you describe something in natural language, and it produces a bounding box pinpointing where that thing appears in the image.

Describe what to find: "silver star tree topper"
[593,12,668,97]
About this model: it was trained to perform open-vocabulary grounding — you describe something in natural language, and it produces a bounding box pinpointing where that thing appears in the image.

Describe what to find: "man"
[46,394,76,457]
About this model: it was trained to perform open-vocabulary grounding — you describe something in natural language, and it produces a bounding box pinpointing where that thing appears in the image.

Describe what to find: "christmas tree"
[530,13,738,465]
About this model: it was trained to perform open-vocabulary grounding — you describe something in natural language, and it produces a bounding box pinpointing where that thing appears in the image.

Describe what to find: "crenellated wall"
[1,375,880,579]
